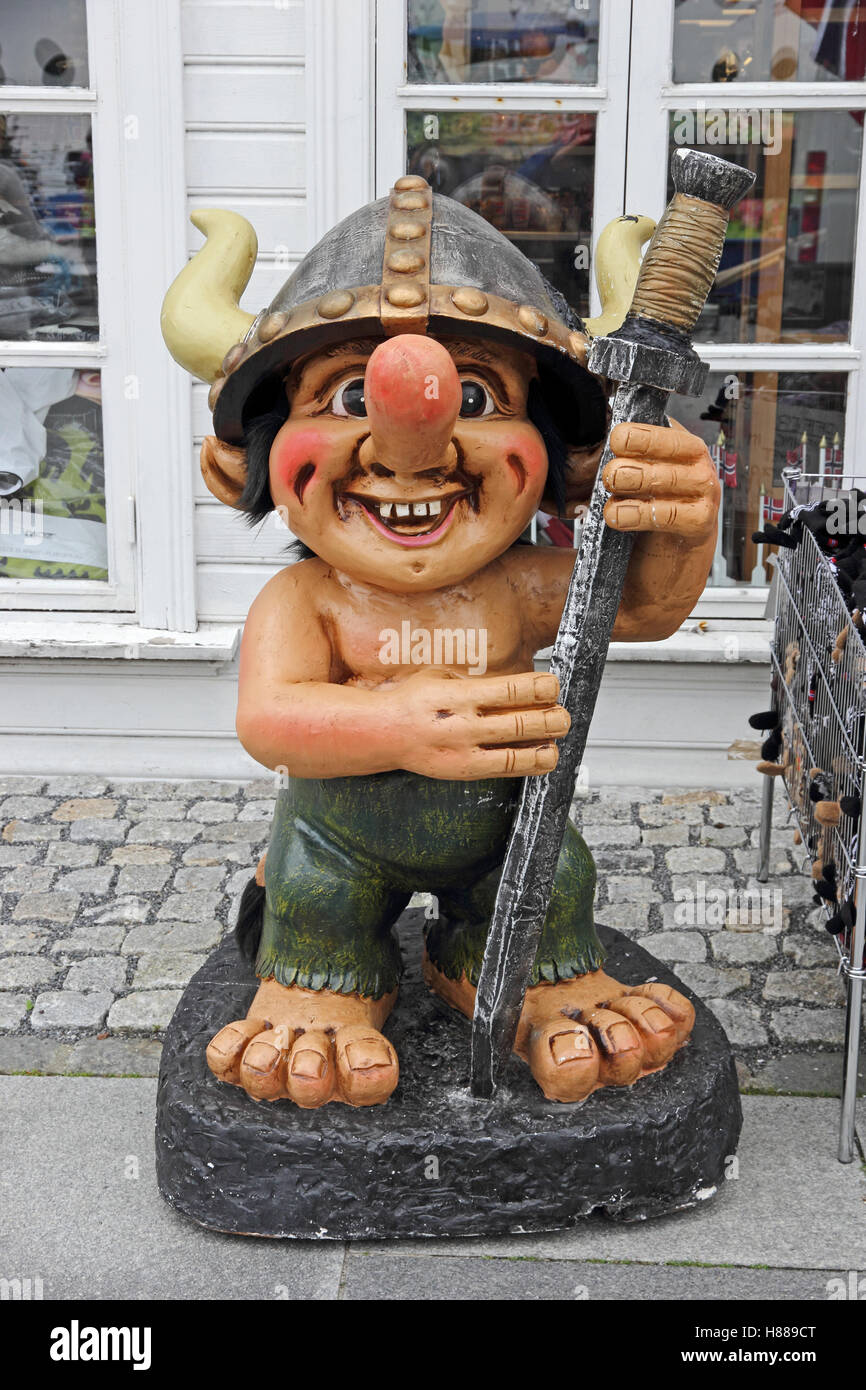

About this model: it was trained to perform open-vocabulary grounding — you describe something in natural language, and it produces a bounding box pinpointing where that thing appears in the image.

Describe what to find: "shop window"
[407,0,601,84]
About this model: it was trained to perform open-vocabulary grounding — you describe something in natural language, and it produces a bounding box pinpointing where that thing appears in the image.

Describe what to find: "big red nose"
[364,334,461,474]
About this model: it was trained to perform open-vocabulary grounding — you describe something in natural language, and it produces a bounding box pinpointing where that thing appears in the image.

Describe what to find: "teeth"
[395,503,411,517]
[428,499,442,515]
[412,502,429,517]
[378,502,394,518]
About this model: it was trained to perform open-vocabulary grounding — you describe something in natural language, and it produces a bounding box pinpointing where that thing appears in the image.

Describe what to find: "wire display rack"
[758,466,866,1162]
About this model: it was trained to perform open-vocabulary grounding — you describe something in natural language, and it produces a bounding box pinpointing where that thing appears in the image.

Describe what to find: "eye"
[459,379,494,419]
[331,377,366,417]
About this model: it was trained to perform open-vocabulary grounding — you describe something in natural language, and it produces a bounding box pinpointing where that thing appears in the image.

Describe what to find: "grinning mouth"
[340,489,475,547]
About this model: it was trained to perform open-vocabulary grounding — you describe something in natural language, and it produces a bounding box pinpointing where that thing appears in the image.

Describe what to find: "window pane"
[667,110,861,344]
[672,370,848,587]
[0,367,107,581]
[407,110,595,315]
[0,113,97,341]
[673,0,865,84]
[0,0,88,87]
[407,0,600,84]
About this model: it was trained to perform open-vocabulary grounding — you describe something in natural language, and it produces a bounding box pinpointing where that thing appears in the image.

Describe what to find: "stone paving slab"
[341,1253,843,1301]
[0,1077,343,1300]
[353,1096,866,1271]
[2,1078,862,1300]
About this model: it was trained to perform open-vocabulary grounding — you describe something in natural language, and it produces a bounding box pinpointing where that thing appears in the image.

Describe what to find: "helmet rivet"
[386,282,426,308]
[316,290,355,319]
[258,311,289,342]
[390,220,426,241]
[393,192,426,211]
[518,305,548,335]
[451,287,488,316]
[221,343,246,374]
[387,249,426,274]
[207,378,224,412]
[394,175,429,192]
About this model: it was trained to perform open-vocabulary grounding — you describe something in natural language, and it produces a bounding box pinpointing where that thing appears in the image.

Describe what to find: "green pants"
[258,770,604,1000]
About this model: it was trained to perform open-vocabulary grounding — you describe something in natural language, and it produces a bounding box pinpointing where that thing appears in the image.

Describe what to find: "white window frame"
[0,0,196,629]
[627,0,866,619]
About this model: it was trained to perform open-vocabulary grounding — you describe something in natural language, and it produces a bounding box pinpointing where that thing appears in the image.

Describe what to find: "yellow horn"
[161,209,258,383]
[584,214,656,337]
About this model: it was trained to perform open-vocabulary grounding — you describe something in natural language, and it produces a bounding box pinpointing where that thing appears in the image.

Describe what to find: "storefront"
[1,0,863,782]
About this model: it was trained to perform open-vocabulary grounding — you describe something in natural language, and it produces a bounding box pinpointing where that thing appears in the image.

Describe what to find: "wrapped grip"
[629,148,756,334]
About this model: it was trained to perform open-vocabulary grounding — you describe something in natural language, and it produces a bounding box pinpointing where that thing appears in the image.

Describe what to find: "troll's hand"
[602,420,719,544]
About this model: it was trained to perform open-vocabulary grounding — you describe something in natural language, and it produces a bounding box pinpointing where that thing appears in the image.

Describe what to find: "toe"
[286,1029,335,1109]
[206,1018,267,1085]
[625,983,696,1044]
[239,1023,294,1100]
[334,1023,399,1107]
[586,1007,643,1087]
[609,995,678,1069]
[528,1019,600,1103]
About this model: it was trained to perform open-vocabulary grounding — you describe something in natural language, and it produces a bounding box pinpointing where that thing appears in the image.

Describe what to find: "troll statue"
[162,177,719,1111]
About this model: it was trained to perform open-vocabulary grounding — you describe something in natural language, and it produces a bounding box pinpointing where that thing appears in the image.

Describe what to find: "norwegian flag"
[762,496,785,524]
[722,450,738,488]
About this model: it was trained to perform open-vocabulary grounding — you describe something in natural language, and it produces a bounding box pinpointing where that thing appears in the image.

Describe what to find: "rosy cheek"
[271,426,328,503]
[503,428,548,495]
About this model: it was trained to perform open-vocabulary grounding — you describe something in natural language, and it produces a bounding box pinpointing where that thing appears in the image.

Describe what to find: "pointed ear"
[201,435,247,509]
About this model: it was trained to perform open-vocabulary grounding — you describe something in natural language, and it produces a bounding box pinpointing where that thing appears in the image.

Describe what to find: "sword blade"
[470,381,669,1098]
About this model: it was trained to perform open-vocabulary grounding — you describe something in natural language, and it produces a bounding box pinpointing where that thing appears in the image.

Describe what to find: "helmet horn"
[584,214,656,338]
[161,209,258,383]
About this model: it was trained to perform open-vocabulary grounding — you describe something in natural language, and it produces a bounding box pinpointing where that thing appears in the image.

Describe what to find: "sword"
[470,148,756,1098]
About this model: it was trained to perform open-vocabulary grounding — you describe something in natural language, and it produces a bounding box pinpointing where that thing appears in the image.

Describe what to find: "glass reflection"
[672,370,847,586]
[673,0,866,85]
[407,110,595,314]
[667,109,861,343]
[407,0,600,84]
[0,367,106,581]
[0,113,97,341]
[0,0,89,87]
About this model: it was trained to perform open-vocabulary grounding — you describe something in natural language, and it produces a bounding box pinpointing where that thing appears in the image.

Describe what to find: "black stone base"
[155,911,742,1239]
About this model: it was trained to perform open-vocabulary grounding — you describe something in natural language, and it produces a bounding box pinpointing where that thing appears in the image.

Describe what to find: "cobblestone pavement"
[0,775,850,1080]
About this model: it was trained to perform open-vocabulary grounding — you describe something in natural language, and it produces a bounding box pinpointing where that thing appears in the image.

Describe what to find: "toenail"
[244,1043,279,1073]
[643,1006,673,1032]
[550,1031,592,1065]
[291,1049,326,1079]
[345,1040,390,1071]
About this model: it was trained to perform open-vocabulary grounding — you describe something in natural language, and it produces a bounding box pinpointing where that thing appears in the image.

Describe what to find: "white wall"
[182,0,309,623]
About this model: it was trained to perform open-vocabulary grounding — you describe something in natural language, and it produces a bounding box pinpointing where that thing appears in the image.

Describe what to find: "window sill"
[537,619,772,666]
[0,620,240,662]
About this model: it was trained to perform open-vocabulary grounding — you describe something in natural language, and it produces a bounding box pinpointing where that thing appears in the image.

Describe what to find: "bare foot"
[206,978,399,1108]
[424,959,695,1103]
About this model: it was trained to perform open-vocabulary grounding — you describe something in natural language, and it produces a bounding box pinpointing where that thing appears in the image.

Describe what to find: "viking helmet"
[162,176,654,450]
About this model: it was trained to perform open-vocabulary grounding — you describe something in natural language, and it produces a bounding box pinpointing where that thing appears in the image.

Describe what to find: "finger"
[286,1029,336,1109]
[609,420,705,464]
[471,743,559,777]
[471,672,559,712]
[603,496,716,537]
[477,706,570,745]
[602,459,714,499]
